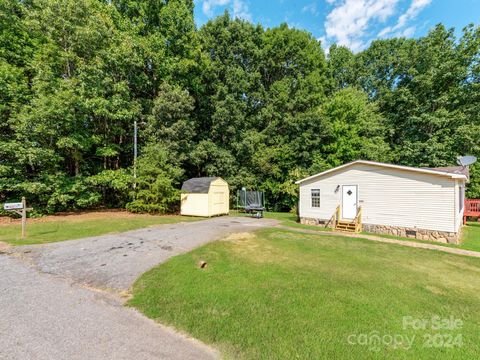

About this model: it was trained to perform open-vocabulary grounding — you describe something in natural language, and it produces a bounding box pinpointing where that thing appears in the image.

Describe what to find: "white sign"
[4,202,23,210]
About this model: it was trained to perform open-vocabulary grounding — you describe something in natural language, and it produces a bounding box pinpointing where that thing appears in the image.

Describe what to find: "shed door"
[213,191,224,214]
[342,185,358,220]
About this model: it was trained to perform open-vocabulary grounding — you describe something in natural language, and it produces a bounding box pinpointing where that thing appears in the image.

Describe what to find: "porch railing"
[464,199,480,224]
[326,205,341,230]
[353,206,363,233]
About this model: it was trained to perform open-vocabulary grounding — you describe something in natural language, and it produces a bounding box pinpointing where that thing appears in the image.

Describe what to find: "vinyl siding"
[299,163,457,233]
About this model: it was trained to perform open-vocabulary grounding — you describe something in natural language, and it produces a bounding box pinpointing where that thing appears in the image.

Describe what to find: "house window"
[459,185,465,212]
[311,189,320,208]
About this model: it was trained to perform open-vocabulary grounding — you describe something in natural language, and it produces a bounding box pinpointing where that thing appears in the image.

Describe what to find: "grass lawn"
[0,212,199,246]
[461,222,480,252]
[129,228,480,359]
[240,211,480,253]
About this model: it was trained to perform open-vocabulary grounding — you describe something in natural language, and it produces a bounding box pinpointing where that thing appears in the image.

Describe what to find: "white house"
[296,160,468,243]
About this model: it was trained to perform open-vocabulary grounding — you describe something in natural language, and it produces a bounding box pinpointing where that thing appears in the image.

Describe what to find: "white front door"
[342,185,358,220]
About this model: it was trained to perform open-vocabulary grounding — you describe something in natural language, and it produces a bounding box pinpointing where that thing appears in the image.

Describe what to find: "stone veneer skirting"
[299,217,459,244]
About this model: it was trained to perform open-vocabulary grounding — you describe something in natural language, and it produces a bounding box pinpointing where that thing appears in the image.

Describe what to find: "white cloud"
[400,25,416,37]
[318,35,330,53]
[379,0,431,37]
[202,0,230,17]
[323,0,399,52]
[302,3,319,16]
[201,0,251,21]
[378,25,393,37]
[233,0,252,21]
[396,0,431,28]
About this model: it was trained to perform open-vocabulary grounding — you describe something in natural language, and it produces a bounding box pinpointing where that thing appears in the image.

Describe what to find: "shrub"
[126,144,182,214]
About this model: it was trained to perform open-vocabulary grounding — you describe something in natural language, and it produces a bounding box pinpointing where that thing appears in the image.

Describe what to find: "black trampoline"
[237,189,265,218]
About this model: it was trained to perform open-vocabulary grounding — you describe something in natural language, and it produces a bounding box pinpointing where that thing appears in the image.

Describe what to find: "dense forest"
[1,0,479,214]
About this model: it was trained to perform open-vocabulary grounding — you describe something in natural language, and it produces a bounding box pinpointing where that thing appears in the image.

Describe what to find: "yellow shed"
[180,177,230,217]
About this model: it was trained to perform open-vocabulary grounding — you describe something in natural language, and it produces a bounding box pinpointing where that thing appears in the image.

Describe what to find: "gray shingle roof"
[181,177,219,193]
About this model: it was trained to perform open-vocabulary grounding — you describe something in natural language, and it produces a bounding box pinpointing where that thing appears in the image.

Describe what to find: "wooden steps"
[335,220,357,232]
[328,205,363,233]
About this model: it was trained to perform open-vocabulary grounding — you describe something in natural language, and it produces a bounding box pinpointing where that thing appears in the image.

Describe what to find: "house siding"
[299,163,457,233]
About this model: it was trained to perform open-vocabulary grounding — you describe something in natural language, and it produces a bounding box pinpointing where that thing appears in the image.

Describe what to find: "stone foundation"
[362,224,459,244]
[300,217,460,244]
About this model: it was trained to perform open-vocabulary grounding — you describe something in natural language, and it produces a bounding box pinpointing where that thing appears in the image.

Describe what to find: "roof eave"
[295,160,468,184]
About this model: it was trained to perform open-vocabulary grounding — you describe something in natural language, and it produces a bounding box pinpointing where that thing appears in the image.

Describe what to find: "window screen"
[311,189,320,208]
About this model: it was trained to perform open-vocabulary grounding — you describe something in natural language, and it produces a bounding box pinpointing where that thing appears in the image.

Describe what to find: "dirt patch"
[425,285,445,296]
[0,210,178,226]
[221,232,255,243]
[222,233,293,265]
[221,233,267,257]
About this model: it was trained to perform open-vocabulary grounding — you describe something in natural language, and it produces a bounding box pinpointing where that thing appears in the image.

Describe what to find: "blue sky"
[194,0,480,52]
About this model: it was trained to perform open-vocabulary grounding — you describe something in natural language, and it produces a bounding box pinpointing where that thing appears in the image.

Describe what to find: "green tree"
[0,0,478,214]
[314,87,390,170]
[146,82,195,164]
[127,144,183,213]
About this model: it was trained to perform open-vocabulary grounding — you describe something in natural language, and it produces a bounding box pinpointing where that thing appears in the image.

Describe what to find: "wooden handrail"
[326,205,341,230]
[353,206,362,233]
[464,199,480,224]
[328,205,362,232]
[465,199,480,213]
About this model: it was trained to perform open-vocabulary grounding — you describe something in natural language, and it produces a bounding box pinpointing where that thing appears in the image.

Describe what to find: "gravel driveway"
[9,216,278,292]
[1,216,278,360]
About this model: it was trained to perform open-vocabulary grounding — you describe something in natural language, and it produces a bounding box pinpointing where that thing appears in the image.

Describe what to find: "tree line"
[1,0,479,214]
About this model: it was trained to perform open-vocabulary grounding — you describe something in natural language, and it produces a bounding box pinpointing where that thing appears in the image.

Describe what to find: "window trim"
[459,185,465,212]
[311,189,320,208]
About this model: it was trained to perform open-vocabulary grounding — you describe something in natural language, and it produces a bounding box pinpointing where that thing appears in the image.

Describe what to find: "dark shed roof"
[181,177,220,193]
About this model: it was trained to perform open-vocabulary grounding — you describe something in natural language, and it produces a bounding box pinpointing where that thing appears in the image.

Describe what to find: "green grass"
[264,211,332,231]
[0,213,198,245]
[231,210,332,232]
[237,211,480,253]
[461,222,480,252]
[129,228,480,359]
